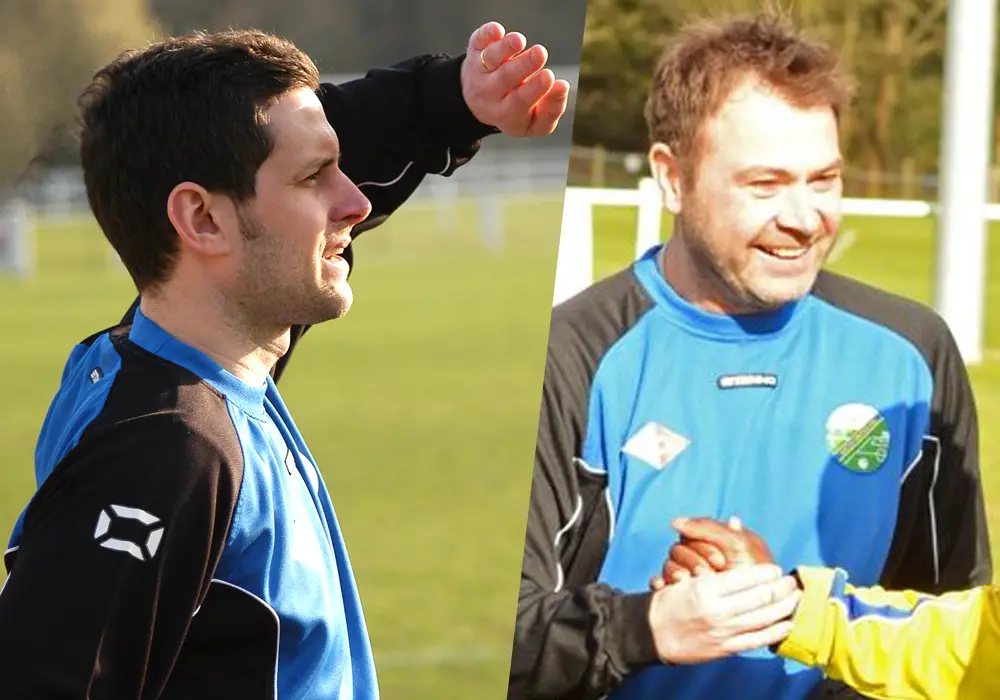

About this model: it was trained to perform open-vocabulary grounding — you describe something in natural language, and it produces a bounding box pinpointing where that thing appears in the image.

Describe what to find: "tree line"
[0,0,583,186]
[3,0,997,198]
[574,0,1000,197]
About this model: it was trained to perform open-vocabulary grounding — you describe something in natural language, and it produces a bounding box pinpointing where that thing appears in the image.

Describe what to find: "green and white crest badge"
[825,403,890,474]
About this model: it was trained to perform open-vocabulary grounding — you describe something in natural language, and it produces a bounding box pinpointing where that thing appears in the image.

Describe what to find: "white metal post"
[553,189,594,305]
[934,0,998,364]
[636,177,664,259]
[0,198,33,278]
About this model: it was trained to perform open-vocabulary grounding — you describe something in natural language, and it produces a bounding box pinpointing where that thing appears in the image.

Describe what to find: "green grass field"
[2,196,1000,699]
[0,196,562,699]
[593,205,1000,578]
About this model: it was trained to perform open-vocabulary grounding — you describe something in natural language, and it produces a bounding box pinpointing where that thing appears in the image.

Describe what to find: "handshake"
[644,517,802,665]
[653,516,776,589]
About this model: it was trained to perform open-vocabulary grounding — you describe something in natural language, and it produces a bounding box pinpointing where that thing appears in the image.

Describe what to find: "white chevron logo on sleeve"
[93,504,165,562]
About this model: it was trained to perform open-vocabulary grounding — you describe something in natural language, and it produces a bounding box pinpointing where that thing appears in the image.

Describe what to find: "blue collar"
[633,244,808,341]
[128,305,268,417]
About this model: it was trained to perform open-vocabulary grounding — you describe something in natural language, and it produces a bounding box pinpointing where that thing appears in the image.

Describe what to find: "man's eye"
[749,180,780,194]
[812,173,840,189]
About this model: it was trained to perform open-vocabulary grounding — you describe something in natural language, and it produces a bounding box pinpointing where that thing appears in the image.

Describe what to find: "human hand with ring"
[460,22,570,138]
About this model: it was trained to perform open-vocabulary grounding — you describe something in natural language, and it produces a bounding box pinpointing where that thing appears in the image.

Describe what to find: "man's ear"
[648,142,685,215]
[166,182,236,257]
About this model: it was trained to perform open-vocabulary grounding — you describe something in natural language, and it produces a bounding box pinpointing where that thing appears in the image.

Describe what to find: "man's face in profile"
[227,87,372,328]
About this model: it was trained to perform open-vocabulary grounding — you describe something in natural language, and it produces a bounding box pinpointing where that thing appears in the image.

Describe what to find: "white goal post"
[0,198,32,278]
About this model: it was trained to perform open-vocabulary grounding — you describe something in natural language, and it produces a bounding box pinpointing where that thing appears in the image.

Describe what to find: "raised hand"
[460,22,570,138]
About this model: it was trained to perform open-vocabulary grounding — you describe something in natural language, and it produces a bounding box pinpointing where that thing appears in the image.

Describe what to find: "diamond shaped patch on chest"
[622,421,691,470]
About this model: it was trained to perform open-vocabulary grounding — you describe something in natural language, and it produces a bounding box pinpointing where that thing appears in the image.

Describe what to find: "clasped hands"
[643,517,802,665]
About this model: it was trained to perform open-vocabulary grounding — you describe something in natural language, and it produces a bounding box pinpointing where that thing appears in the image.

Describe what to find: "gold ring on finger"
[480,51,491,72]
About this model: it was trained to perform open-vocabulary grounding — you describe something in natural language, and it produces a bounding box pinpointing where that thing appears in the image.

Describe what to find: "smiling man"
[0,26,566,700]
[510,12,990,700]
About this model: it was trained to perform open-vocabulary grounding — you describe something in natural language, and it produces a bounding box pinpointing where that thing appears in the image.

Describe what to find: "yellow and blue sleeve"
[777,566,1000,700]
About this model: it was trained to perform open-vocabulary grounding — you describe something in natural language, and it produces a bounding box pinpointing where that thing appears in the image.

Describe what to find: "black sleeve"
[923,323,992,589]
[880,319,992,593]
[510,325,659,700]
[280,53,495,384]
[320,53,497,240]
[0,414,241,699]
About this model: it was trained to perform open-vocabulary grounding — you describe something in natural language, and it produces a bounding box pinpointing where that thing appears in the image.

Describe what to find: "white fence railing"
[16,147,573,221]
[553,178,1000,361]
[0,149,575,278]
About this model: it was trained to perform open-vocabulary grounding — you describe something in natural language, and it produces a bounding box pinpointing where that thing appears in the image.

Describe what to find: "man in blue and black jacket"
[508,13,990,700]
[0,22,568,700]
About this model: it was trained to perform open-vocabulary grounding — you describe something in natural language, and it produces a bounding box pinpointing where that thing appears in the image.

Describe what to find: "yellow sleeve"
[776,567,1000,700]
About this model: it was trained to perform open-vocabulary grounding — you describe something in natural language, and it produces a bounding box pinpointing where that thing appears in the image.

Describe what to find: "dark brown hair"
[644,12,855,179]
[78,29,320,291]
